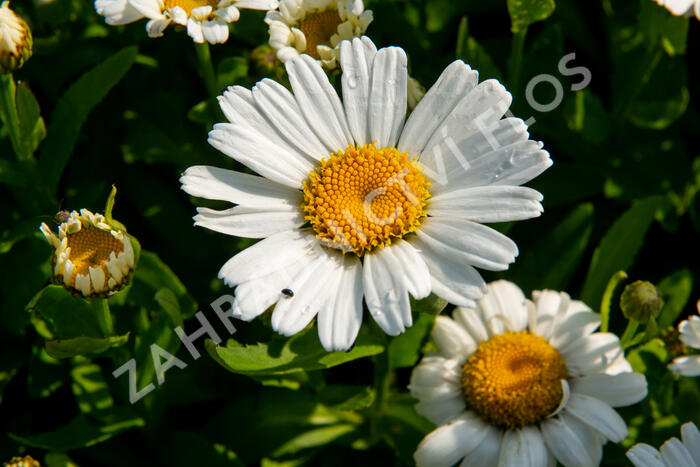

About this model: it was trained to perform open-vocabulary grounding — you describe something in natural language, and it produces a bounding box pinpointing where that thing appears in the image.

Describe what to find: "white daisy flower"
[0,1,32,73]
[265,0,372,69]
[180,37,552,352]
[627,422,700,467]
[94,0,277,44]
[40,209,135,297]
[654,0,700,19]
[410,280,648,467]
[668,300,700,377]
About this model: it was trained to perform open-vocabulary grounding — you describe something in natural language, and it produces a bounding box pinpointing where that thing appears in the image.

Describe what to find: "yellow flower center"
[462,331,568,429]
[302,144,430,256]
[65,227,124,278]
[299,10,342,59]
[162,0,217,15]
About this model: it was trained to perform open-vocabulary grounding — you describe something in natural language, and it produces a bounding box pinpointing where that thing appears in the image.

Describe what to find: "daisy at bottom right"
[627,422,700,466]
[409,280,648,467]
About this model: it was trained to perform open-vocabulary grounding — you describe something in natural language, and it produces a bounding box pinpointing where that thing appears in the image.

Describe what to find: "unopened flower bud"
[0,2,32,74]
[620,280,663,323]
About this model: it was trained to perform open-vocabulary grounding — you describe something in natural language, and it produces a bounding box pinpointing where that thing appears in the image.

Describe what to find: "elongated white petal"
[562,332,624,376]
[368,47,407,149]
[453,305,490,345]
[477,280,528,335]
[414,412,490,467]
[96,0,144,24]
[498,426,549,467]
[460,425,502,467]
[428,186,543,222]
[627,444,666,467]
[668,355,700,376]
[571,372,647,407]
[432,316,477,359]
[340,36,377,145]
[232,264,302,321]
[541,414,600,467]
[679,316,700,349]
[194,206,305,238]
[129,0,162,18]
[363,246,412,335]
[681,422,700,462]
[565,393,628,442]
[202,19,229,44]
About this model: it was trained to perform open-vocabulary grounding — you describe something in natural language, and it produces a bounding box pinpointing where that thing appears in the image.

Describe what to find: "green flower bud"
[0,1,33,74]
[620,280,663,323]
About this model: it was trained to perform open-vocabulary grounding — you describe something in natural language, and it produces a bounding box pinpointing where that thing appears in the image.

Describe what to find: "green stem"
[369,334,390,444]
[94,298,114,337]
[0,73,25,161]
[508,29,527,97]
[620,320,639,349]
[600,270,628,333]
[194,42,220,125]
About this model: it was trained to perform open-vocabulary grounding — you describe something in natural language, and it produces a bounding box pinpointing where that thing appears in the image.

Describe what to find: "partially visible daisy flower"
[3,455,41,467]
[181,36,552,352]
[627,422,700,467]
[265,0,372,69]
[94,0,277,44]
[0,1,32,73]
[668,300,700,377]
[40,209,135,297]
[654,0,700,19]
[410,280,647,467]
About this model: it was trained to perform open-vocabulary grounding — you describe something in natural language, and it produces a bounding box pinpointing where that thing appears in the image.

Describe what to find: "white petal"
[453,305,490,344]
[208,122,313,188]
[129,0,163,18]
[194,205,305,238]
[477,280,528,335]
[571,372,647,407]
[417,217,518,271]
[627,444,666,467]
[215,5,240,22]
[180,165,301,207]
[428,186,543,222]
[89,267,106,293]
[285,55,353,151]
[146,17,170,37]
[460,424,502,467]
[498,426,549,467]
[679,316,700,349]
[168,5,187,24]
[415,397,466,427]
[340,36,377,146]
[542,412,603,467]
[432,316,476,359]
[409,358,463,403]
[316,255,364,351]
[362,246,412,335]
[410,235,485,307]
[660,438,696,466]
[368,47,407,149]
[95,0,143,24]
[414,412,490,467]
[186,17,204,43]
[681,422,700,463]
[565,393,628,442]
[251,78,329,160]
[399,60,479,156]
[661,0,695,15]
[668,355,700,376]
[232,266,300,321]
[234,0,277,9]
[218,229,317,286]
[190,5,212,18]
[202,19,229,44]
[563,332,624,376]
[548,308,602,351]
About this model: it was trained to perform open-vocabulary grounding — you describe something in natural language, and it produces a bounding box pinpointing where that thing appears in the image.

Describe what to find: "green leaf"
[639,0,689,56]
[46,333,129,360]
[382,393,433,463]
[581,197,662,308]
[27,285,102,339]
[565,90,610,143]
[217,56,249,90]
[15,82,46,157]
[39,46,138,194]
[27,346,64,399]
[207,327,384,375]
[626,338,669,376]
[389,313,435,368]
[628,56,689,130]
[509,203,594,293]
[507,0,556,33]
[317,385,374,411]
[273,424,358,457]
[9,407,144,451]
[411,294,448,316]
[656,269,693,329]
[162,432,244,467]
[71,361,113,414]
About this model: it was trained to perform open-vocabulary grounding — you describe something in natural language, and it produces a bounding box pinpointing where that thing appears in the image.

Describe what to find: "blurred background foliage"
[0,0,698,465]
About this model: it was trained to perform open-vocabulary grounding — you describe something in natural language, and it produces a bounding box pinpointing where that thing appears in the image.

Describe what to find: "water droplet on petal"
[347,76,358,89]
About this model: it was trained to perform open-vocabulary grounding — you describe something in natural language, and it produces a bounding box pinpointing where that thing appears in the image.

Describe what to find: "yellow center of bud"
[65,227,124,278]
[162,0,217,15]
[461,331,568,429]
[299,10,342,59]
[302,143,430,256]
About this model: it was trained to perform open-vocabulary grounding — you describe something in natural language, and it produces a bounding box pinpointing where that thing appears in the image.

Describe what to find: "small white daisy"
[410,280,648,467]
[668,300,700,377]
[654,0,700,19]
[265,0,372,69]
[40,209,135,297]
[94,0,277,44]
[180,37,552,352]
[627,422,700,466]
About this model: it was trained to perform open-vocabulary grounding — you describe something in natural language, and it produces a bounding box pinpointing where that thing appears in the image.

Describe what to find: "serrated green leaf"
[46,333,129,359]
[508,0,556,33]
[657,269,693,329]
[581,197,662,308]
[39,46,138,194]
[207,327,384,375]
[389,313,435,368]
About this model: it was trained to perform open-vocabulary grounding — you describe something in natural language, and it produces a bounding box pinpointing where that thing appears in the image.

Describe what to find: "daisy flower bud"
[0,1,32,74]
[620,280,663,323]
[3,456,41,467]
[39,209,135,298]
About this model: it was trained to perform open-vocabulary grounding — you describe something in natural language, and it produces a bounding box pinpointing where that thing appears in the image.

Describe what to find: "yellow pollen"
[462,331,568,429]
[65,227,124,278]
[302,143,430,256]
[298,10,342,59]
[162,0,217,16]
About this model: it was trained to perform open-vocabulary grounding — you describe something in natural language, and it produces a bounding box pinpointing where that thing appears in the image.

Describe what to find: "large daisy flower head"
[627,422,700,466]
[668,300,700,377]
[265,0,372,69]
[94,0,277,44]
[654,0,700,19]
[180,37,552,352]
[410,280,648,467]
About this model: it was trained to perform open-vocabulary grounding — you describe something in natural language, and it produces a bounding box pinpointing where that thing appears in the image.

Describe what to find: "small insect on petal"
[281,288,294,297]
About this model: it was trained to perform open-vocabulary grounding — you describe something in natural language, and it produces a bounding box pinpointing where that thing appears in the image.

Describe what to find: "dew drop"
[347,76,358,89]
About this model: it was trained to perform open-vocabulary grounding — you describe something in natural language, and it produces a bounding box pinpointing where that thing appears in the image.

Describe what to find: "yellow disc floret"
[462,331,568,429]
[302,143,430,256]
[299,10,342,59]
[162,0,217,15]
[65,227,124,277]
